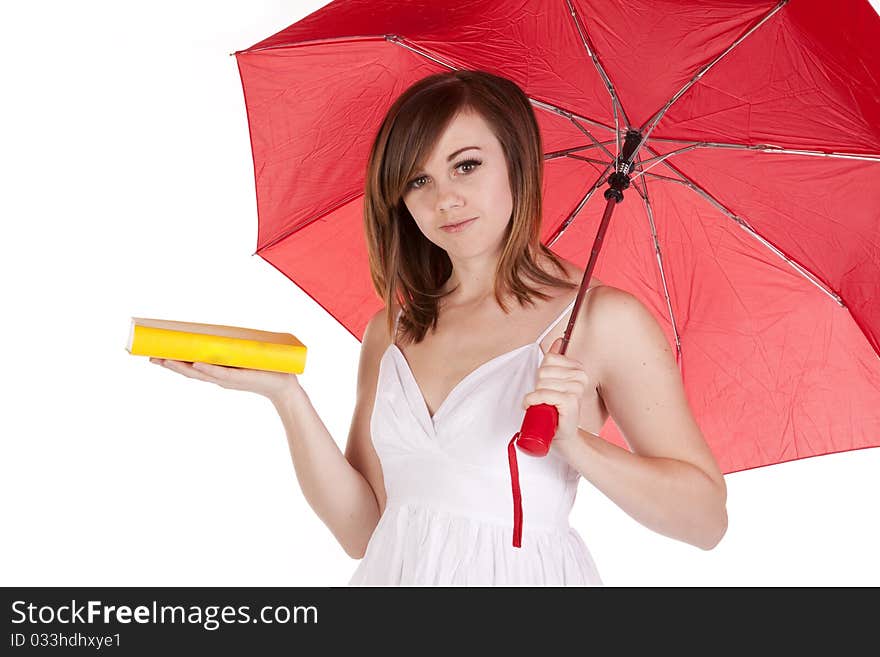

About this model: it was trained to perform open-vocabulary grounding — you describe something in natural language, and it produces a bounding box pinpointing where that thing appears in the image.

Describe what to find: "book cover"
[126,317,306,374]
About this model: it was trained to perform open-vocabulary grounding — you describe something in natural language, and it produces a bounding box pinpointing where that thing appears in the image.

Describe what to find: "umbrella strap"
[507,433,523,548]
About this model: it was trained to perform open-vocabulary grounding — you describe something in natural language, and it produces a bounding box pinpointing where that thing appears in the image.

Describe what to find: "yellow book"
[126,317,306,374]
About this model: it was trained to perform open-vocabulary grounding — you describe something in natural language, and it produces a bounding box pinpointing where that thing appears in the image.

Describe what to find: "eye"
[457,158,481,175]
[406,159,482,190]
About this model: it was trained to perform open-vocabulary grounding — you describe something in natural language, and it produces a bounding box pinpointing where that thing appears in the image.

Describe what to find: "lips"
[440,217,477,232]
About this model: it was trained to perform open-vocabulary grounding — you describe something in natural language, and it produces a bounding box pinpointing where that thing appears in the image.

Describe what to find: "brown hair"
[362,70,576,345]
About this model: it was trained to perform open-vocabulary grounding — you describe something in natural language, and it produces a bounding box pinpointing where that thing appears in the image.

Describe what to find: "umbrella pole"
[515,129,643,457]
[508,130,643,547]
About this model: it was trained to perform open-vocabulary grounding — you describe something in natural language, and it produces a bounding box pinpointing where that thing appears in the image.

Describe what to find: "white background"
[2,0,879,587]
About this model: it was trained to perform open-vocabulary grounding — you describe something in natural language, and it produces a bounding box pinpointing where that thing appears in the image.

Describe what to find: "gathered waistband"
[384,497,572,534]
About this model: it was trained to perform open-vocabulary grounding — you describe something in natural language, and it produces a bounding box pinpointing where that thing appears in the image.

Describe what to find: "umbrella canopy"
[233,0,880,475]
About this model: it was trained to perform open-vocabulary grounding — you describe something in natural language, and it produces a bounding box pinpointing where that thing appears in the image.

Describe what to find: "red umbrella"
[233,0,880,492]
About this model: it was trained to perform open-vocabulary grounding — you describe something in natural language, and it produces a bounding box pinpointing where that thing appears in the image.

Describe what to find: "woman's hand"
[521,337,598,449]
[149,357,300,403]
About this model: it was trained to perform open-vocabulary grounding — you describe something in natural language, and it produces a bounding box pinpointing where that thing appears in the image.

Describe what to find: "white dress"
[348,298,603,586]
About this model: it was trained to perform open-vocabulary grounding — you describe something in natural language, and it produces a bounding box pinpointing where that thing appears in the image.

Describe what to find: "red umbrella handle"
[514,403,559,456]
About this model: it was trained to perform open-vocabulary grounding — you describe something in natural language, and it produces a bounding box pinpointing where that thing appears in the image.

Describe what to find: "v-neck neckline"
[389,341,539,425]
[386,295,579,427]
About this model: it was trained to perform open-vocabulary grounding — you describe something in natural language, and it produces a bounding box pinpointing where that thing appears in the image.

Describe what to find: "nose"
[435,179,465,215]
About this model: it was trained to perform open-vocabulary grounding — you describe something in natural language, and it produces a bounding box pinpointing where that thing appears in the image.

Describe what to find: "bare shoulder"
[582,285,660,336]
[575,285,672,389]
[361,302,400,356]
[354,303,399,396]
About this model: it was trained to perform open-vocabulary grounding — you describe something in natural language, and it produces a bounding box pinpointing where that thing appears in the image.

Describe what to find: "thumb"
[550,336,564,353]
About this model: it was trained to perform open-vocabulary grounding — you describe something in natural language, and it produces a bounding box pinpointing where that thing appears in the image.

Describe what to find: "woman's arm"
[557,287,728,550]
[270,308,390,559]
[271,384,381,559]
[151,316,388,559]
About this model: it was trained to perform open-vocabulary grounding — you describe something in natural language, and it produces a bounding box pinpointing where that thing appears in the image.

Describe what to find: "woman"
[151,70,727,586]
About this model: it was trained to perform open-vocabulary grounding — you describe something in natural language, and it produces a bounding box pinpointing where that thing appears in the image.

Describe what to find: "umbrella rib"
[567,154,616,167]
[643,139,880,163]
[642,146,845,309]
[545,141,617,160]
[631,144,702,180]
[631,163,683,366]
[527,98,615,134]
[240,34,391,54]
[385,35,615,133]
[563,0,632,134]
[546,165,612,249]
[639,166,880,365]
[637,0,789,145]
[569,119,616,161]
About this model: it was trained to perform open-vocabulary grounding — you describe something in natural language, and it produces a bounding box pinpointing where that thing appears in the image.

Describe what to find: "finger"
[536,366,591,389]
[536,365,587,379]
[523,388,579,410]
[534,381,587,402]
[540,352,584,369]
[527,383,583,401]
[547,337,581,363]
[159,360,222,384]
[192,361,261,384]
[530,380,585,398]
[190,362,234,375]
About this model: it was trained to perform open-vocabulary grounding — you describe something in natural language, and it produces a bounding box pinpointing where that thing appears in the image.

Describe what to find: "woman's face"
[401,109,514,259]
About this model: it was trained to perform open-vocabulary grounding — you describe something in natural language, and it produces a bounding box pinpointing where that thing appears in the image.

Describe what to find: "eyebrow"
[446,146,481,161]
[412,146,482,178]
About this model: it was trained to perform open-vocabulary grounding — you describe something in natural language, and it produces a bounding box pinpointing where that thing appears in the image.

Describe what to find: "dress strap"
[534,285,601,345]
[392,307,404,346]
